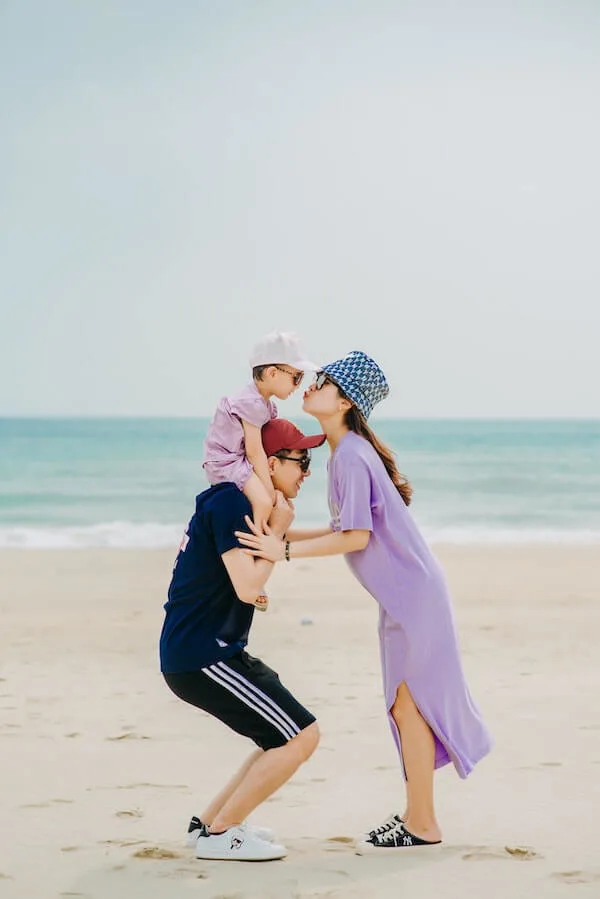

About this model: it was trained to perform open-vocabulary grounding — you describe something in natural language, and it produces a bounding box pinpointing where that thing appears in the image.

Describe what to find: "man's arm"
[221,491,294,602]
[221,548,276,604]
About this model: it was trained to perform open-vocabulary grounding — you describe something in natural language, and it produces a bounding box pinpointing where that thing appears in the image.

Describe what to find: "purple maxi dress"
[328,432,492,779]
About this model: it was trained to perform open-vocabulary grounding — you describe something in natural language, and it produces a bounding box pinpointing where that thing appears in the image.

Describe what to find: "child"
[203,331,318,530]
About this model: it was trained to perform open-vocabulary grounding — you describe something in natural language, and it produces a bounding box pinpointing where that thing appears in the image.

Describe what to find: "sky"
[1,1,599,419]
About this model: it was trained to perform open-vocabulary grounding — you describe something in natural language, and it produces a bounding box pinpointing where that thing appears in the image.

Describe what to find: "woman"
[236,350,492,851]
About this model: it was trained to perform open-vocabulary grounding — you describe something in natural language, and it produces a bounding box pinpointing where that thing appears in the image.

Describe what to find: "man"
[159,418,326,861]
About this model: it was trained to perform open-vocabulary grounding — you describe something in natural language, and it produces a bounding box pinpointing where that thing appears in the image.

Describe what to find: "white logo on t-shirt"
[178,528,190,553]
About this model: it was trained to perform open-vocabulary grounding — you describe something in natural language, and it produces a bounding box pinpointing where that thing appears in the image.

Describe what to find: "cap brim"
[288,432,327,450]
[297,359,321,371]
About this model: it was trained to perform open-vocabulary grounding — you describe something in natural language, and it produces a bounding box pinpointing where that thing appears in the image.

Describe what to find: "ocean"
[1,417,599,548]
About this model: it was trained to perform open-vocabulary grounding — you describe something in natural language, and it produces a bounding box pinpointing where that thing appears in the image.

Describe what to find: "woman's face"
[302,375,345,419]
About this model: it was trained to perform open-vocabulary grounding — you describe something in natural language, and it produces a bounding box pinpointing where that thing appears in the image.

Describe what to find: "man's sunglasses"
[274,451,311,473]
[274,365,304,387]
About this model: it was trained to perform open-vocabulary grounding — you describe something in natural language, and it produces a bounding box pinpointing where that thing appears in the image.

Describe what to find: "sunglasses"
[274,451,311,473]
[274,365,304,387]
[314,372,333,390]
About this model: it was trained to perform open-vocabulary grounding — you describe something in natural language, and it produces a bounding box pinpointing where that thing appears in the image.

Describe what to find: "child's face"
[265,365,304,400]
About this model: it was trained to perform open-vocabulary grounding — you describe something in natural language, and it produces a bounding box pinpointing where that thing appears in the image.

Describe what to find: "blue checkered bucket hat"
[321,350,389,419]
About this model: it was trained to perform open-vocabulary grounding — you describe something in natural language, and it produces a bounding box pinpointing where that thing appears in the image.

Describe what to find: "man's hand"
[235,517,286,563]
[267,490,295,537]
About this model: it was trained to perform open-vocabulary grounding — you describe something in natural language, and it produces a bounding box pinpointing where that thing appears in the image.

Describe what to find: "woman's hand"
[235,517,286,562]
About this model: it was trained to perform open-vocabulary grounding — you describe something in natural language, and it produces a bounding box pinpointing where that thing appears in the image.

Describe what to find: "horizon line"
[1,414,599,423]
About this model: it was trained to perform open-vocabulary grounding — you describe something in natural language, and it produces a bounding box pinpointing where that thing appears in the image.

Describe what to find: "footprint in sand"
[107,782,187,791]
[100,839,146,847]
[462,846,542,861]
[116,808,144,818]
[106,732,150,741]
[132,847,183,860]
[551,870,600,885]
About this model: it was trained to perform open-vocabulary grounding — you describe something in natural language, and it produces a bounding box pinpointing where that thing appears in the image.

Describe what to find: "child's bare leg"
[242,474,273,611]
[242,472,274,531]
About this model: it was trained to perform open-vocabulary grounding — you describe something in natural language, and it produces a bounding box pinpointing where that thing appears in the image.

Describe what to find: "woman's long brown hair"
[344,405,413,506]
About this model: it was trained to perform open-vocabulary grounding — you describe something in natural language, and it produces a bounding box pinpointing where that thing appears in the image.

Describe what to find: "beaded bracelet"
[284,540,291,562]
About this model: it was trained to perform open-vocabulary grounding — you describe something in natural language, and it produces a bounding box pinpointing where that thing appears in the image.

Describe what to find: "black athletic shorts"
[163,651,316,751]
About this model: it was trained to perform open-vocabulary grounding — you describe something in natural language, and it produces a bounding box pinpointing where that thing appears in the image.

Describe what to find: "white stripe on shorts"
[209,661,300,740]
[201,664,298,742]
[212,660,302,736]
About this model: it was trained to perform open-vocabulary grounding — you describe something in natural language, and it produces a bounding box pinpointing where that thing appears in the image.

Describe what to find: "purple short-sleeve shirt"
[203,383,278,490]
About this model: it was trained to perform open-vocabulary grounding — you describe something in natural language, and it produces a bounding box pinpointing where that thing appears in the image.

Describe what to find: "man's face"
[268,449,311,498]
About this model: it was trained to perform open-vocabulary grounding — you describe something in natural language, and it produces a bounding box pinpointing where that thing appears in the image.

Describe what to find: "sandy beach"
[1,545,599,898]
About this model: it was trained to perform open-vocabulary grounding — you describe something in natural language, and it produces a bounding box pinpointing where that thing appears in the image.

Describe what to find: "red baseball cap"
[261,419,326,457]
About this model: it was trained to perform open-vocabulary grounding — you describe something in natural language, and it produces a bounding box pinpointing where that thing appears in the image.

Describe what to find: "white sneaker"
[186,816,275,847]
[195,824,287,861]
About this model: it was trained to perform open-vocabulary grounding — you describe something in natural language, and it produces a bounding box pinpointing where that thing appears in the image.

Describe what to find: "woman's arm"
[235,516,370,561]
[286,526,333,541]
[289,529,369,558]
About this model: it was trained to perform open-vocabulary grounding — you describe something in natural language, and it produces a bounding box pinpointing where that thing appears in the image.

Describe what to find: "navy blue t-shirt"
[159,483,255,673]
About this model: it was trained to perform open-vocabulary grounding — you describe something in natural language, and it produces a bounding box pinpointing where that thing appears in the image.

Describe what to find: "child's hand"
[254,593,269,612]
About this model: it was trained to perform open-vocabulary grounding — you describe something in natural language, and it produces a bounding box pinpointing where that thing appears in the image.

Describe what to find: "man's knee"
[290,721,319,762]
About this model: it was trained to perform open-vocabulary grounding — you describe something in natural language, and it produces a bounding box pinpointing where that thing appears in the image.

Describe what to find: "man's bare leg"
[210,723,319,832]
[199,748,263,826]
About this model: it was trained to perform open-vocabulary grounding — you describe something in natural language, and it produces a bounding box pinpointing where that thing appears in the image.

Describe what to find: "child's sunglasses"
[274,365,304,387]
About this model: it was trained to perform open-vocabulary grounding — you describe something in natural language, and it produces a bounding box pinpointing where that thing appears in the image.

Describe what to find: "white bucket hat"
[249,332,319,371]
